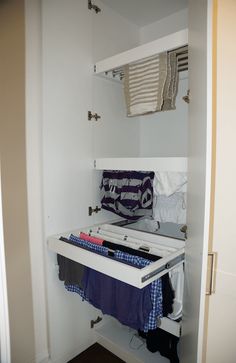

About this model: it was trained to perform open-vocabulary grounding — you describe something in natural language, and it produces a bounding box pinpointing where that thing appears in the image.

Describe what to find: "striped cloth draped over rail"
[100,170,154,220]
[124,51,178,117]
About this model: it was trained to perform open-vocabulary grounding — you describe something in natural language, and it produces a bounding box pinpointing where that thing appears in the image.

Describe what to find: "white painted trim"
[0,169,11,363]
[197,0,213,362]
[25,1,49,362]
[94,157,188,172]
[95,29,188,73]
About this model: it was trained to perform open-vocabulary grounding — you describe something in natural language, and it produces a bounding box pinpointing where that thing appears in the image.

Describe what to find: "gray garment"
[57,254,84,288]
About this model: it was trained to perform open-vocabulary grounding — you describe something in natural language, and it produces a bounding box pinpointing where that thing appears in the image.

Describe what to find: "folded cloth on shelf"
[153,192,187,224]
[100,170,154,220]
[154,172,187,197]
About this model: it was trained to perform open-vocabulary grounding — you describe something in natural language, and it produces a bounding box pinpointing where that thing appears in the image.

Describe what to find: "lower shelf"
[95,319,170,363]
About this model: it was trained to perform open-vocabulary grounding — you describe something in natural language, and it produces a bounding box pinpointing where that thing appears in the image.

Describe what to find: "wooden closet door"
[180,1,213,362]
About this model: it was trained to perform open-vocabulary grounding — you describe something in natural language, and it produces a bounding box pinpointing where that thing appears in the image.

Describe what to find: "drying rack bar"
[94,29,188,74]
[48,223,185,289]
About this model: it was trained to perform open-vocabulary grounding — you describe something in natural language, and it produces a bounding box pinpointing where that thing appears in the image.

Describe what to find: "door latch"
[206,252,217,295]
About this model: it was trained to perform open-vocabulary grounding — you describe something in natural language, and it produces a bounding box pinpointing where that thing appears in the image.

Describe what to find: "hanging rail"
[102,45,188,81]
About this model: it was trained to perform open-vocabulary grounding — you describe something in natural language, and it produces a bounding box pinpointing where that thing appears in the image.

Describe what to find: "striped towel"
[124,52,178,116]
[100,170,154,220]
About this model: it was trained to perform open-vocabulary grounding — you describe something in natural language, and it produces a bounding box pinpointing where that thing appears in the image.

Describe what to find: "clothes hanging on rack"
[154,172,187,197]
[123,51,179,117]
[153,172,187,224]
[82,267,152,331]
[139,328,179,363]
[100,170,154,220]
[57,233,177,362]
[58,234,165,330]
[153,192,187,224]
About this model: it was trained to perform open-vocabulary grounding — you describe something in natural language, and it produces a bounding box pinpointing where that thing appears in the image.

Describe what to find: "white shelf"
[94,157,188,172]
[48,223,185,289]
[95,319,170,363]
[94,29,188,74]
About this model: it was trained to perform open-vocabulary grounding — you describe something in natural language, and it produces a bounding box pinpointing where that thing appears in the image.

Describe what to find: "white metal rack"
[94,157,188,172]
[48,223,185,289]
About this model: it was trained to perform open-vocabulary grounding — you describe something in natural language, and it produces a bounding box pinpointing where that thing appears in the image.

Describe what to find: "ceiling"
[99,0,188,27]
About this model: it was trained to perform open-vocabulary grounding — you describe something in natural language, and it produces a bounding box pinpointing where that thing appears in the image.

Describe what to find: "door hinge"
[88,0,101,14]
[88,205,101,216]
[206,251,217,295]
[183,89,190,104]
[88,111,101,121]
[90,316,102,329]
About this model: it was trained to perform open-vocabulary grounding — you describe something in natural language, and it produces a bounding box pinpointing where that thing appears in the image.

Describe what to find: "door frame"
[0,169,11,363]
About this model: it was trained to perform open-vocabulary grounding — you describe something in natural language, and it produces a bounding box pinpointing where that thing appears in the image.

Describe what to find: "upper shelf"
[94,157,188,172]
[94,29,188,74]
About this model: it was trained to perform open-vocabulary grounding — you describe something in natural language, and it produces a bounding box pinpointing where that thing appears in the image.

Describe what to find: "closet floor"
[68,343,125,363]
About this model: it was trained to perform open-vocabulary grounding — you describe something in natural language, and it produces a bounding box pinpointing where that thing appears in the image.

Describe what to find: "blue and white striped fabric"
[66,235,163,331]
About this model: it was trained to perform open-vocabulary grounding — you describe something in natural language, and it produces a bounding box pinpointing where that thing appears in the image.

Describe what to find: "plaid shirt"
[65,234,163,331]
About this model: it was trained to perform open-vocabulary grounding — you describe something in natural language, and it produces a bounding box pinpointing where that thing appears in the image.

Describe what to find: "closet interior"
[44,1,191,362]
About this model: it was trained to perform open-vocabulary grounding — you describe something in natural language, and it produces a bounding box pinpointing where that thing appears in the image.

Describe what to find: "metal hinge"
[88,0,101,14]
[183,89,190,104]
[90,316,102,328]
[88,205,101,216]
[88,111,101,121]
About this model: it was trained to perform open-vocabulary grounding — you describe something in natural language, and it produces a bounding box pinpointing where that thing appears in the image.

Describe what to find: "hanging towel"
[153,192,187,224]
[154,172,187,197]
[124,53,168,116]
[162,51,179,111]
[100,170,154,220]
[124,51,179,117]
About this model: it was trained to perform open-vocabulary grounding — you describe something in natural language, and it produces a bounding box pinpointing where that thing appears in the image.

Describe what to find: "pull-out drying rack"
[48,223,185,289]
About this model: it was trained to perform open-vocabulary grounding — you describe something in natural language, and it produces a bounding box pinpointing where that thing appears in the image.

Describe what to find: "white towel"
[153,192,187,224]
[154,171,187,197]
[168,264,184,320]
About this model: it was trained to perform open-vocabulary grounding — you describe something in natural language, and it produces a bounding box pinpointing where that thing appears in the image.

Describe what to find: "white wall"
[139,10,188,158]
[140,75,188,157]
[140,9,188,44]
[25,1,49,362]
[42,1,140,362]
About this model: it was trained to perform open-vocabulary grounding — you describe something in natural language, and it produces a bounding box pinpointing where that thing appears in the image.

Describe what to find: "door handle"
[206,252,217,295]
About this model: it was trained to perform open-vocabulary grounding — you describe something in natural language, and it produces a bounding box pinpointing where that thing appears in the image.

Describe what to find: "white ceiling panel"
[99,0,188,27]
